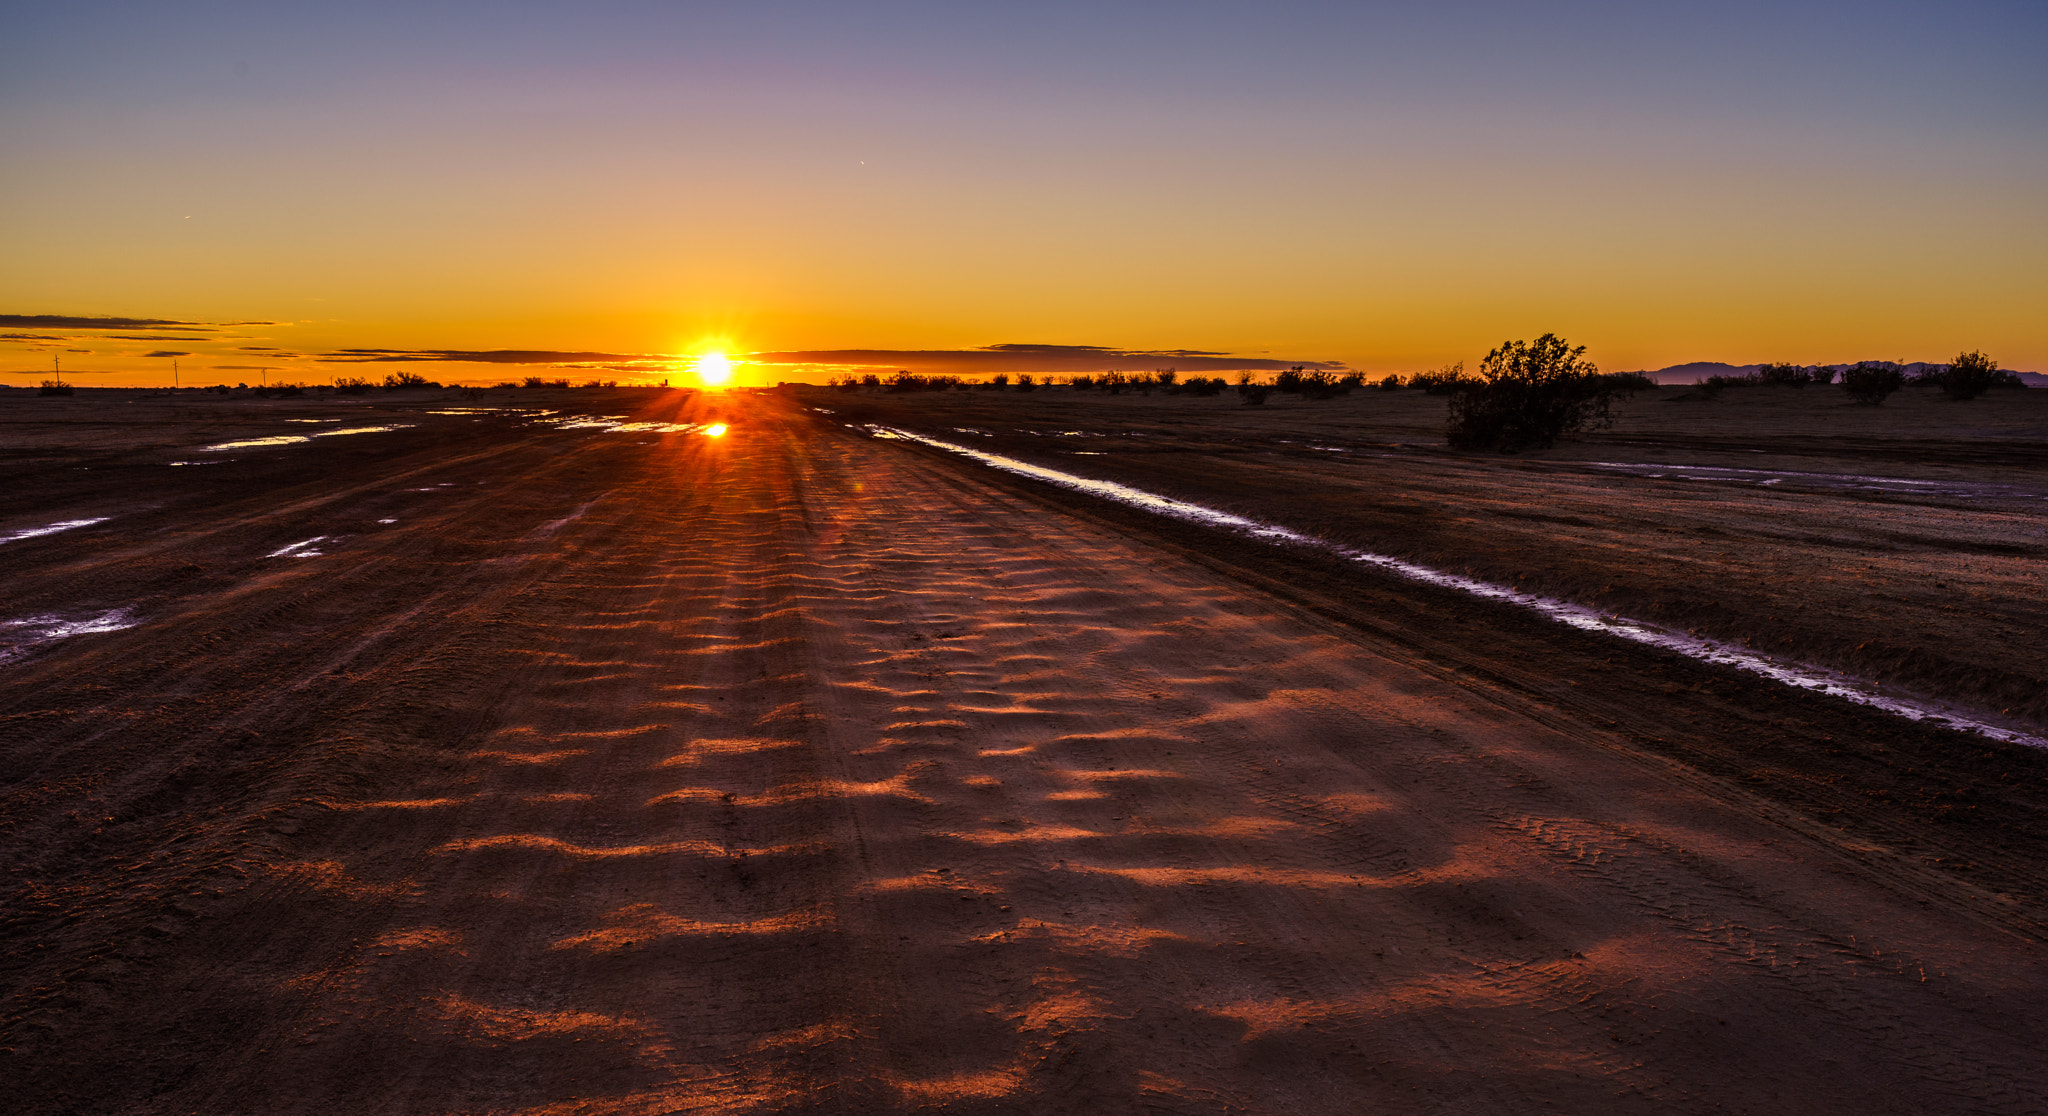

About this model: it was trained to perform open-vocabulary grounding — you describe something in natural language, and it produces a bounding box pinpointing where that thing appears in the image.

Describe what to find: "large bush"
[1445,334,1631,452]
[1840,362,1905,405]
[1940,350,2003,401]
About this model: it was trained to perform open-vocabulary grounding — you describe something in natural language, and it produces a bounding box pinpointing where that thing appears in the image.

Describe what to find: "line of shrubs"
[1694,352,2020,404]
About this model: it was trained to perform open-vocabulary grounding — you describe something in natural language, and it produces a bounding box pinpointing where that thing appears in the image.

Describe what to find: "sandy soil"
[3,387,2045,1113]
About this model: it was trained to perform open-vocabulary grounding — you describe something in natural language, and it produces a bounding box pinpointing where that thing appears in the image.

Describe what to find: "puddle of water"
[378,518,397,524]
[872,425,2047,750]
[314,425,411,437]
[551,418,728,435]
[205,435,310,450]
[267,536,331,558]
[167,460,226,466]
[201,425,411,452]
[1,517,111,546]
[286,418,343,423]
[1,608,139,664]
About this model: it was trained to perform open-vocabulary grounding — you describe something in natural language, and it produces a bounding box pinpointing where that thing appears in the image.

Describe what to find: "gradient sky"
[4,1,2043,386]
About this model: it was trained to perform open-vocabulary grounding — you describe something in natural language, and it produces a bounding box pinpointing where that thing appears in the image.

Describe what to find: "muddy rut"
[2,392,2044,1114]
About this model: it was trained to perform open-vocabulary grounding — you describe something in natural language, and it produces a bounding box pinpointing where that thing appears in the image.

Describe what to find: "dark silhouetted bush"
[334,377,374,395]
[1841,362,1905,405]
[383,371,435,389]
[1445,334,1632,452]
[1377,374,1401,391]
[1941,350,2002,400]
[39,380,73,396]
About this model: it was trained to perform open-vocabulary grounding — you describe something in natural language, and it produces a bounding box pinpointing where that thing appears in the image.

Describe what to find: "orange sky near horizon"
[3,3,2042,388]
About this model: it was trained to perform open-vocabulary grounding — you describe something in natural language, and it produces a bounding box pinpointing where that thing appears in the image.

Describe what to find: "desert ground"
[3,383,2045,1114]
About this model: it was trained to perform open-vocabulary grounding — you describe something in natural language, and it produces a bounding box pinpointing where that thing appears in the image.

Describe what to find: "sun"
[693,351,734,388]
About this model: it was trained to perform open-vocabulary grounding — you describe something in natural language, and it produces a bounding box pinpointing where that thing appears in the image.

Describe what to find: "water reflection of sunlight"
[706,423,728,437]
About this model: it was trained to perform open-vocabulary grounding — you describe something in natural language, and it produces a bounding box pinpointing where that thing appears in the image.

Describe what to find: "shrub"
[334,377,375,395]
[1155,368,1177,388]
[1410,362,1472,395]
[1445,334,1634,453]
[39,379,73,396]
[1016,374,1036,392]
[1101,371,1128,395]
[1070,374,1096,390]
[1840,362,1905,405]
[1601,371,1656,392]
[383,371,435,389]
[1941,350,2001,401]
[1377,374,1401,391]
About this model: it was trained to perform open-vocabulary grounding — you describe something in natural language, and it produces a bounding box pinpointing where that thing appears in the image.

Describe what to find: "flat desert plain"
[3,384,2045,1114]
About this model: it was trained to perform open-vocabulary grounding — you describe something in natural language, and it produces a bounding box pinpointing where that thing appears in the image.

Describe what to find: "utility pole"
[173,360,179,389]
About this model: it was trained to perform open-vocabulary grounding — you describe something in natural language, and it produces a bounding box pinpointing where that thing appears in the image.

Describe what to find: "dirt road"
[4,390,2044,1113]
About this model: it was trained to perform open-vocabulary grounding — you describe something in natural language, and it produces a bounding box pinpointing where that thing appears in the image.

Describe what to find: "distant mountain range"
[1627,361,2045,387]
